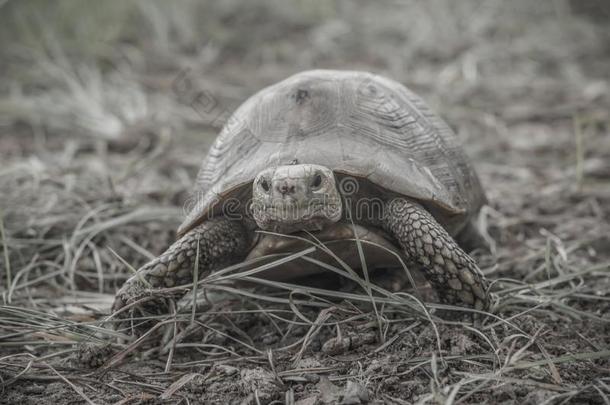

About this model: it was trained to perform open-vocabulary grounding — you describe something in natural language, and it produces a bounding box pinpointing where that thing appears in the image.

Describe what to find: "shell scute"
[178,70,486,237]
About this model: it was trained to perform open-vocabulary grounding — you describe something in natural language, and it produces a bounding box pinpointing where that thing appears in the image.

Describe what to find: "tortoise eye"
[311,174,322,189]
[260,179,270,192]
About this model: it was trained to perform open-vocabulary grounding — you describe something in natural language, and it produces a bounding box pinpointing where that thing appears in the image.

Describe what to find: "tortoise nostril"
[278,183,296,195]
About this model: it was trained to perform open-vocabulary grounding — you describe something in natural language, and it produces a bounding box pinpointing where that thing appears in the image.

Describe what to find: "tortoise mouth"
[264,202,341,217]
[256,205,342,233]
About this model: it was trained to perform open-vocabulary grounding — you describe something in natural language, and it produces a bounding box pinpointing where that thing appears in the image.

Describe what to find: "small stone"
[422,234,432,245]
[75,343,114,369]
[412,220,421,229]
[164,277,175,287]
[240,367,278,400]
[216,364,239,375]
[341,380,370,404]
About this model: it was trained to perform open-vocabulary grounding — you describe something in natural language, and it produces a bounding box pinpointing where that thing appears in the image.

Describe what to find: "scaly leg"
[381,199,490,310]
[111,217,251,330]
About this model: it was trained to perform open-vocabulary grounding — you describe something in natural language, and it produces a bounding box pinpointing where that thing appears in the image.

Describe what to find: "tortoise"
[112,69,490,321]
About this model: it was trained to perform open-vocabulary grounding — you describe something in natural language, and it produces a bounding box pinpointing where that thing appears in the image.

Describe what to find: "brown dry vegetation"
[0,1,609,404]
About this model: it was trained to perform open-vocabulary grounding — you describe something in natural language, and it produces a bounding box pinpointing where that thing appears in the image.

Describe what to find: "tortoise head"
[251,164,342,233]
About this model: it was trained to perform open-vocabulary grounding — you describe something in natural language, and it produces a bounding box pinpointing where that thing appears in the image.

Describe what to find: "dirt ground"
[1,1,609,404]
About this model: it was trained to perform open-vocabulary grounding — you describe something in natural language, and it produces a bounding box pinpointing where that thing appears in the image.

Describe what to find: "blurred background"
[0,0,609,309]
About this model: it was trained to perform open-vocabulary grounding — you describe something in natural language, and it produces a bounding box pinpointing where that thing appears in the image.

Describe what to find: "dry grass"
[1,0,609,404]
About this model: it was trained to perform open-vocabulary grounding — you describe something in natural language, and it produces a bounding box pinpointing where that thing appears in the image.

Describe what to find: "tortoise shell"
[178,70,486,237]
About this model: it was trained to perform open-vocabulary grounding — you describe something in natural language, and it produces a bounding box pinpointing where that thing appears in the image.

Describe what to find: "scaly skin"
[381,199,490,310]
[111,164,491,333]
[111,217,251,328]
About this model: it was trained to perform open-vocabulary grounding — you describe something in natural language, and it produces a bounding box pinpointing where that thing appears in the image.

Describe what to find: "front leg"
[382,199,490,310]
[111,217,251,329]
